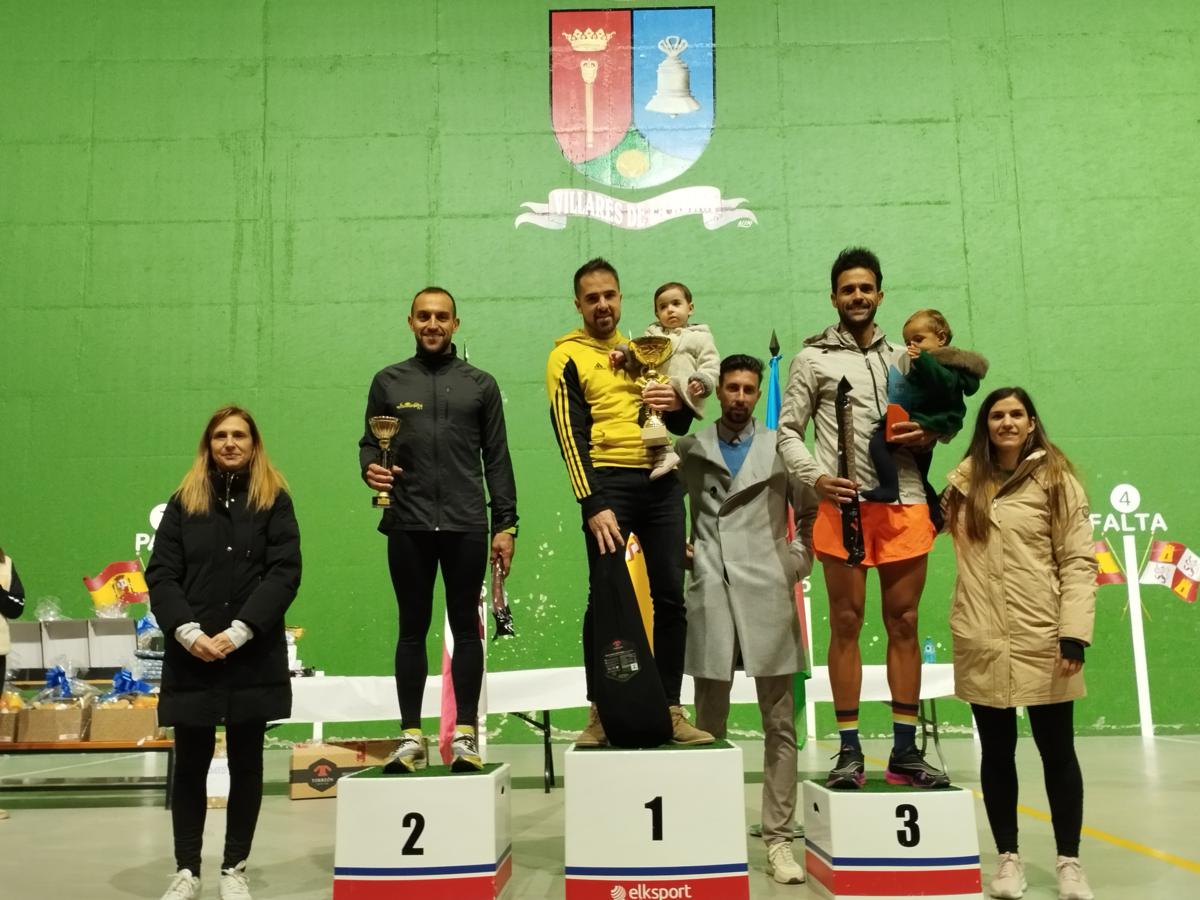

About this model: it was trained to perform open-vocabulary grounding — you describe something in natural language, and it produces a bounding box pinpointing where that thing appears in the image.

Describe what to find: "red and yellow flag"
[83,560,149,607]
[1093,540,1125,586]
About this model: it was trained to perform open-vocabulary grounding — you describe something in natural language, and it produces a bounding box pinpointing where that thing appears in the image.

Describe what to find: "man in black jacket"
[359,287,518,774]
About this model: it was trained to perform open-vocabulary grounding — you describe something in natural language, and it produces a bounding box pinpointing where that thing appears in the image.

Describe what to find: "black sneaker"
[885,745,950,788]
[826,745,866,789]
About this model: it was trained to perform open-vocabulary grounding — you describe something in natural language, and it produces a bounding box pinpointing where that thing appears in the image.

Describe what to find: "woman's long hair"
[176,406,288,516]
[946,387,1077,542]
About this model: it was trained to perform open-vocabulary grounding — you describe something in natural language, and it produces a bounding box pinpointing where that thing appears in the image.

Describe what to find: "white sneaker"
[159,869,201,900]
[218,860,252,900]
[382,728,427,774]
[989,852,1026,899]
[766,840,805,884]
[1056,856,1094,900]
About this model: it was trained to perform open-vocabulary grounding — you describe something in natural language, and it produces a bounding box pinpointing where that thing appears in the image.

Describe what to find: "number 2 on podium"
[644,796,663,841]
[402,812,425,855]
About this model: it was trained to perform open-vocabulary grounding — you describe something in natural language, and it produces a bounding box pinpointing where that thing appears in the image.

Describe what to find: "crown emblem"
[563,27,615,52]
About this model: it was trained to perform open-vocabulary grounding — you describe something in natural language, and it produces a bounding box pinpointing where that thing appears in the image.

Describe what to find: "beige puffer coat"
[944,451,1096,708]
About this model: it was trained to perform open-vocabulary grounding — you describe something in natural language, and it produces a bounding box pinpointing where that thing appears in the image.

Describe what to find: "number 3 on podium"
[895,803,920,847]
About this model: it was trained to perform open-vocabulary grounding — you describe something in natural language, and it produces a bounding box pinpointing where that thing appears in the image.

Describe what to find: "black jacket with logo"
[359,347,518,534]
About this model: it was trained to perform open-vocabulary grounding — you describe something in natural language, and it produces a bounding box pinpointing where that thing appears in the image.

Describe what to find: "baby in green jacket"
[863,309,988,526]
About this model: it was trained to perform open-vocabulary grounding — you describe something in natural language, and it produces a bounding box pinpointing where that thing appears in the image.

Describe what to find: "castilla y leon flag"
[1093,540,1125,586]
[83,560,149,607]
[1139,540,1200,603]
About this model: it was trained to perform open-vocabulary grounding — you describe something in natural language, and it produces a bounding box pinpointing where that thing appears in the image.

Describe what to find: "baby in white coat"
[610,282,720,478]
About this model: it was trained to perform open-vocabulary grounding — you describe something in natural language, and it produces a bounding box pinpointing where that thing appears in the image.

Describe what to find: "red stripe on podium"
[334,867,508,900]
[805,850,982,896]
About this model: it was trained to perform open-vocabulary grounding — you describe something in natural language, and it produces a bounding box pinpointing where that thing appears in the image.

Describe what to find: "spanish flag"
[1093,540,1125,586]
[83,560,149,607]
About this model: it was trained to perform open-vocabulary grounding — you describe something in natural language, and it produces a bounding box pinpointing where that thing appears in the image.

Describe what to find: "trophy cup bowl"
[629,335,675,448]
[368,415,401,508]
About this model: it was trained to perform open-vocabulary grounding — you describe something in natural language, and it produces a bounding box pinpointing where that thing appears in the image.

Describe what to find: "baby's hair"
[904,308,953,344]
[653,281,693,307]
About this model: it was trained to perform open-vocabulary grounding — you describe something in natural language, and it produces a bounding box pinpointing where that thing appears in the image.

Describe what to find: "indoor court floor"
[1,734,1196,898]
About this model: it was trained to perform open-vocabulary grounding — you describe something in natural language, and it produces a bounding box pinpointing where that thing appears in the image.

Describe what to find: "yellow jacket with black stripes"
[546,328,694,518]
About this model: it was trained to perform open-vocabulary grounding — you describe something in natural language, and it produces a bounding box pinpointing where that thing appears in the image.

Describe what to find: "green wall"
[2,0,1197,740]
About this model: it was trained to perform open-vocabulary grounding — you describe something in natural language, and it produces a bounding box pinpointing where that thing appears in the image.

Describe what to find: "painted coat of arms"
[517,6,755,231]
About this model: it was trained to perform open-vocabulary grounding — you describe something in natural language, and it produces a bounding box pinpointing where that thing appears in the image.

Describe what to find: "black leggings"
[171,721,267,875]
[582,468,687,705]
[971,702,1084,857]
[387,530,489,729]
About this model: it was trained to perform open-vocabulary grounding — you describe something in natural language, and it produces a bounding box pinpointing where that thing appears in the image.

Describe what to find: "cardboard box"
[88,619,137,670]
[7,621,43,671]
[16,704,90,742]
[0,709,18,742]
[41,619,90,671]
[87,704,158,742]
[290,739,401,800]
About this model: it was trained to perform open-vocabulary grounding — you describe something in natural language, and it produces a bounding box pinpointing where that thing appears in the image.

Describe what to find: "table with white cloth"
[283,664,955,791]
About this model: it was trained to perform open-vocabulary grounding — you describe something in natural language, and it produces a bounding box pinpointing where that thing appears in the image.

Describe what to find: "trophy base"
[641,423,670,447]
[372,494,391,508]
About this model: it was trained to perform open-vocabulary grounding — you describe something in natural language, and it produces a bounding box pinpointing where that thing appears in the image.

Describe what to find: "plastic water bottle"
[922,636,937,664]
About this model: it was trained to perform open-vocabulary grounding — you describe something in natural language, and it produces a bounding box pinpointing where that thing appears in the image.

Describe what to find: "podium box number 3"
[802,780,983,900]
[333,763,512,900]
[564,742,750,900]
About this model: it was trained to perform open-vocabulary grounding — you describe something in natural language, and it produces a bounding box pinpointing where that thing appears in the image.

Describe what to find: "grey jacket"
[677,421,816,680]
[777,323,925,503]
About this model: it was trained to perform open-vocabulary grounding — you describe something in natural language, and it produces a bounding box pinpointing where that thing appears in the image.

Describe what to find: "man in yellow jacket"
[546,257,712,747]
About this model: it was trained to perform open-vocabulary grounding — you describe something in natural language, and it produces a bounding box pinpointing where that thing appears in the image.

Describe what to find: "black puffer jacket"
[359,347,518,533]
[147,471,302,726]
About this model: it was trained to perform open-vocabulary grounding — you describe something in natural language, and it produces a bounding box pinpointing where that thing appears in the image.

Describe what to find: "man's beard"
[837,304,876,329]
[415,334,451,357]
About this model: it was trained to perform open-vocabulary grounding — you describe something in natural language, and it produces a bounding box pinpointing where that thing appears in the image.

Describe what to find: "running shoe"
[826,745,866,789]
[885,745,951,788]
[451,725,484,772]
[382,728,426,774]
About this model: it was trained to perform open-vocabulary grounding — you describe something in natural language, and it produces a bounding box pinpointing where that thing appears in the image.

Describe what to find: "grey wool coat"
[677,421,817,681]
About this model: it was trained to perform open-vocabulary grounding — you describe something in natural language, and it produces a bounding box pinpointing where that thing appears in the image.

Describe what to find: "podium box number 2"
[333,763,512,900]
[564,742,750,900]
[802,780,983,900]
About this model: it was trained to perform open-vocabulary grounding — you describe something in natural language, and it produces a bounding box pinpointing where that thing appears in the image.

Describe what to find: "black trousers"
[171,720,267,875]
[583,467,687,705]
[387,530,489,729]
[971,701,1084,857]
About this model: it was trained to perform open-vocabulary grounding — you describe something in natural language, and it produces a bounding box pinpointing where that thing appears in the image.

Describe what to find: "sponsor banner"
[334,852,512,900]
[515,186,756,231]
[805,847,982,897]
[565,871,749,900]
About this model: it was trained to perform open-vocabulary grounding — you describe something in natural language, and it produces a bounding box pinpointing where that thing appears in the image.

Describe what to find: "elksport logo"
[612,885,694,900]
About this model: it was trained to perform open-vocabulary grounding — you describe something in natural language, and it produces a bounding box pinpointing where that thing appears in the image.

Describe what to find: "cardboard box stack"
[289,739,402,800]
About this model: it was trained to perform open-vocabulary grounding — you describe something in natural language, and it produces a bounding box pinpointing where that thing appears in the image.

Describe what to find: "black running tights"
[171,720,267,876]
[971,701,1083,857]
[387,530,489,729]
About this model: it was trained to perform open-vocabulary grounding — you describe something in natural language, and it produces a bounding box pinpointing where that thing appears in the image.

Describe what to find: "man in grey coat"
[676,354,817,886]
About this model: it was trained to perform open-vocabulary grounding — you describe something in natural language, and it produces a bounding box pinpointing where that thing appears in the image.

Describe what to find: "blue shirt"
[717,419,755,479]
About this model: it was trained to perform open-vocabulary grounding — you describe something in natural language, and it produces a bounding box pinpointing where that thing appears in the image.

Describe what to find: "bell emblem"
[644,35,701,117]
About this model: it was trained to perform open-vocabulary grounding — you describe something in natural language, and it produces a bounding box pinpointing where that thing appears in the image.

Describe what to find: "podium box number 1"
[564,742,750,900]
[333,763,512,900]
[802,780,983,900]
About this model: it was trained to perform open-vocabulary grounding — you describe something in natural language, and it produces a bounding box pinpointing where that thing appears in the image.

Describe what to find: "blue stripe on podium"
[336,847,511,878]
[807,842,980,868]
[565,863,749,876]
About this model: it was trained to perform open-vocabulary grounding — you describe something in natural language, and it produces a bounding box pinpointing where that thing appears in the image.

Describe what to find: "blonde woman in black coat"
[147,406,301,900]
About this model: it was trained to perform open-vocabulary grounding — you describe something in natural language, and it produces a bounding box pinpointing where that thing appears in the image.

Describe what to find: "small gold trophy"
[368,415,401,508]
[629,335,675,447]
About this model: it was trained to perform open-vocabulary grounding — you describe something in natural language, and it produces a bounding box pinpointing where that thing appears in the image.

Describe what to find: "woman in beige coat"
[943,388,1096,900]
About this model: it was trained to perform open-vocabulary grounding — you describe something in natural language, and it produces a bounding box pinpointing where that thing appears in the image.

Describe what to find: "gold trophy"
[629,336,675,447]
[368,415,401,508]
